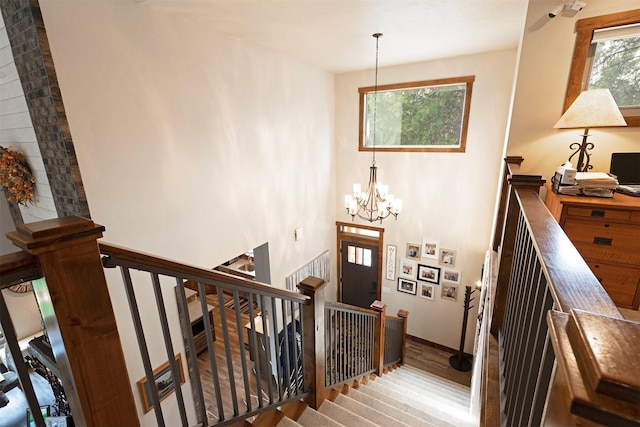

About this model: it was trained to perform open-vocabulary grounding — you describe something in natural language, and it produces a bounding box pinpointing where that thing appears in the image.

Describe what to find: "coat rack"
[449,285,475,371]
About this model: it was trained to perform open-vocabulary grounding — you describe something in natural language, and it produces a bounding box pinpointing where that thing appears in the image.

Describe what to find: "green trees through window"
[587,34,640,109]
[359,76,474,152]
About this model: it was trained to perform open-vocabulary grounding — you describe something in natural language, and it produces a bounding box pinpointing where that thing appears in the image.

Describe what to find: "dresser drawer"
[586,261,640,310]
[566,206,632,222]
[564,219,640,266]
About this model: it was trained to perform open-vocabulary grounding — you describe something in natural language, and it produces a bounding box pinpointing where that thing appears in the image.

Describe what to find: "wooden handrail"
[484,157,638,426]
[100,242,309,304]
[0,250,40,288]
[325,300,379,316]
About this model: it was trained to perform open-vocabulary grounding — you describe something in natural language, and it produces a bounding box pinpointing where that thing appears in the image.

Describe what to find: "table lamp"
[553,88,627,172]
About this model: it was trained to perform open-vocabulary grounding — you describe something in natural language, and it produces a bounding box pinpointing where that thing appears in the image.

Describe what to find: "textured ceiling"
[139,0,529,73]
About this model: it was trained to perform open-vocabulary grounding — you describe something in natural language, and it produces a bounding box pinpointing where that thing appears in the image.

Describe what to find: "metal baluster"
[174,278,206,424]
[120,267,165,427]
[215,285,239,417]
[246,292,263,408]
[150,273,188,425]
[280,299,291,398]
[232,289,252,412]
[259,296,274,404]
[270,297,283,401]
[204,285,223,421]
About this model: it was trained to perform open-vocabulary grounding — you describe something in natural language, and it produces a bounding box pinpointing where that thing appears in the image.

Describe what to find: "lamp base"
[568,132,594,172]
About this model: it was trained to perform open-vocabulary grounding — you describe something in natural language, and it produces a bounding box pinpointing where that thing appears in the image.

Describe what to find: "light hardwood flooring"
[404,335,472,387]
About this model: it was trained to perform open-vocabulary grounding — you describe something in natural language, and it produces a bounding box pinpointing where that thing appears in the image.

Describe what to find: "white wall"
[39,1,335,424]
[335,48,519,353]
[507,0,640,176]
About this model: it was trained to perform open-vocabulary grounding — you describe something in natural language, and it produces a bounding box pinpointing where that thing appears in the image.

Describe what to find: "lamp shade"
[554,89,627,129]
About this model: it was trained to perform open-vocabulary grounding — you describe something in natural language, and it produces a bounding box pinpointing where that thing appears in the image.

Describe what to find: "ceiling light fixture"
[345,33,402,224]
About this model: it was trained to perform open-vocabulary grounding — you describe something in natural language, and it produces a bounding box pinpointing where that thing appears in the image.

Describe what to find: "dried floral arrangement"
[0,145,36,206]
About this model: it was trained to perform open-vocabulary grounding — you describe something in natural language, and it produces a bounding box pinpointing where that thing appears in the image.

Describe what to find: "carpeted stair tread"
[296,406,344,427]
[318,399,378,427]
[333,393,411,427]
[371,375,470,412]
[362,379,472,426]
[375,373,470,407]
[275,415,302,427]
[342,388,436,427]
[401,364,472,393]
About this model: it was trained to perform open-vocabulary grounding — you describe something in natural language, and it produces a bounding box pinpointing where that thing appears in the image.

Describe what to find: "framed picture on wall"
[399,258,417,279]
[417,264,440,284]
[439,248,457,267]
[442,284,458,301]
[406,243,421,260]
[421,238,439,260]
[398,278,417,295]
[443,268,461,284]
[386,244,397,280]
[137,354,185,413]
[419,283,435,300]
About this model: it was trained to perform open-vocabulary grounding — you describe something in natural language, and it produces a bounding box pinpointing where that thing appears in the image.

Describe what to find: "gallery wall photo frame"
[443,268,461,284]
[406,243,421,260]
[442,284,458,301]
[399,257,417,279]
[386,244,397,280]
[398,278,417,295]
[421,238,440,260]
[419,282,435,300]
[439,248,457,267]
[417,264,440,284]
[137,353,185,413]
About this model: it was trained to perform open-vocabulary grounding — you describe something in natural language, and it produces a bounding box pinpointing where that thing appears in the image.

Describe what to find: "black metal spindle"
[232,289,252,413]
[174,278,207,424]
[259,295,274,404]
[150,273,188,426]
[280,299,291,397]
[215,285,239,417]
[246,292,263,408]
[120,267,165,427]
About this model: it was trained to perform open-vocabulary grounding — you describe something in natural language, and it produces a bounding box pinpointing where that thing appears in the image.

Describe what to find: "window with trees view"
[565,9,640,127]
[585,25,640,117]
[358,76,474,152]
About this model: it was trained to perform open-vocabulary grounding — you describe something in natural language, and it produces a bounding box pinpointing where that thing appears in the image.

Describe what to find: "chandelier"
[345,33,402,223]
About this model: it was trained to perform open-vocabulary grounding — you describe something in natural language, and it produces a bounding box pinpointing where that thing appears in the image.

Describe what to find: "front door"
[336,222,383,309]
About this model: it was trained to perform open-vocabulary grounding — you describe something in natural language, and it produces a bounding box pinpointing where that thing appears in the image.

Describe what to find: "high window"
[359,76,474,152]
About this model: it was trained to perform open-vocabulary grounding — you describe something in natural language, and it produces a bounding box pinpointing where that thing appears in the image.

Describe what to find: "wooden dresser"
[545,186,640,310]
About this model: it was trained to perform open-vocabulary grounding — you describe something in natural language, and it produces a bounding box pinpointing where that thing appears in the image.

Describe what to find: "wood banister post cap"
[297,276,327,294]
[370,300,386,312]
[7,215,104,254]
[397,309,409,318]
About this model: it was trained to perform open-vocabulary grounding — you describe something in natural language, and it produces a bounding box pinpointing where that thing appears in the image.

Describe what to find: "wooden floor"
[403,335,472,387]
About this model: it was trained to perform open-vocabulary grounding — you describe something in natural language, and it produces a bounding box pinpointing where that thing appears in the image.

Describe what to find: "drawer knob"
[604,224,610,228]
[593,237,612,246]
[591,210,605,217]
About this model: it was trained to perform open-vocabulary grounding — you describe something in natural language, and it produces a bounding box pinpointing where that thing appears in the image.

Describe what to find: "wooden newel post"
[371,300,386,376]
[7,216,139,426]
[397,309,409,365]
[297,276,327,410]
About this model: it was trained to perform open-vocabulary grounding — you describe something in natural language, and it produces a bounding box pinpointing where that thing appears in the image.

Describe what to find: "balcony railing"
[481,157,640,426]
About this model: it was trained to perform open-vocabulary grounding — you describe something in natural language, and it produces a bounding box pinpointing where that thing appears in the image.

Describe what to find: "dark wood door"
[340,240,379,309]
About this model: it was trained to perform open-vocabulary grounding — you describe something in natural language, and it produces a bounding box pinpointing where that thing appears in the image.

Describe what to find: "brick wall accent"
[0,0,90,219]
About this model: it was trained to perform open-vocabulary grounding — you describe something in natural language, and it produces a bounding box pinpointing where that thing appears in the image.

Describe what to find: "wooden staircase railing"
[482,157,640,426]
[1,216,410,427]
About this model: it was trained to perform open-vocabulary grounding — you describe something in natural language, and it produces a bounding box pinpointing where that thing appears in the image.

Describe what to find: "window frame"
[564,8,640,127]
[358,75,474,153]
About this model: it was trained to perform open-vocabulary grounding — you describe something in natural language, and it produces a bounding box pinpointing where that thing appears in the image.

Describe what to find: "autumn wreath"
[0,146,36,206]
